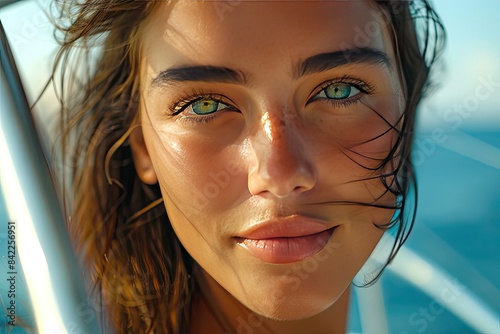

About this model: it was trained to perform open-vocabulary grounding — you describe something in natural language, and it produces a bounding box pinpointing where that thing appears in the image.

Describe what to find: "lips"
[234,215,337,264]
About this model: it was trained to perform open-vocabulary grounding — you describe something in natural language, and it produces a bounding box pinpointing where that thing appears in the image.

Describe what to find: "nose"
[247,110,316,198]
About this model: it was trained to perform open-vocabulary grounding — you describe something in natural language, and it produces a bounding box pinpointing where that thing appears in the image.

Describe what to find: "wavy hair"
[47,0,445,332]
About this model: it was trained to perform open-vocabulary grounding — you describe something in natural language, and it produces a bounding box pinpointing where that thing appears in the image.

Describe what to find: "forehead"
[141,0,394,78]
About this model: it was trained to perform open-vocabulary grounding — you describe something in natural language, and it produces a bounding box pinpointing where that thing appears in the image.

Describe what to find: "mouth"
[234,215,338,264]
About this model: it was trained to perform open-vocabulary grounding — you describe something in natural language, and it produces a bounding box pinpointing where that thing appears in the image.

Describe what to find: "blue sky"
[421,1,500,127]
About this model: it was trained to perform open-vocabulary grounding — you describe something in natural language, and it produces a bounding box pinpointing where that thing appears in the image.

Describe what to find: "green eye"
[311,82,361,103]
[324,83,355,99]
[191,98,220,115]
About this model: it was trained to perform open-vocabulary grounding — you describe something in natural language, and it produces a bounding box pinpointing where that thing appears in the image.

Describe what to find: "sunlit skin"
[129,1,405,332]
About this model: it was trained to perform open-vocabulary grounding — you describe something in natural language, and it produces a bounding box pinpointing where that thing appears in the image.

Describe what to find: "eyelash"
[168,76,374,123]
[307,75,375,108]
[168,89,237,123]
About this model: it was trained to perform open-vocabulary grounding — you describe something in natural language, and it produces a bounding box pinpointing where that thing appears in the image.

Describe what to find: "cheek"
[142,121,247,220]
[308,93,403,162]
[349,95,403,203]
[340,96,402,162]
[307,95,402,197]
[140,122,248,270]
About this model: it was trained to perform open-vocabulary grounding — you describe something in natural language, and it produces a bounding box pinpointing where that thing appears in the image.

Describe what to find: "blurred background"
[1,0,499,333]
[350,1,500,332]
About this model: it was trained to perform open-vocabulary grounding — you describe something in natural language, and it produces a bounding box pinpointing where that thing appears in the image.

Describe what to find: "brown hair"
[48,0,444,332]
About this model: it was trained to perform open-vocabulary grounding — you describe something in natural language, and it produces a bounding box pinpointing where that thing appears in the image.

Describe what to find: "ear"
[129,126,158,185]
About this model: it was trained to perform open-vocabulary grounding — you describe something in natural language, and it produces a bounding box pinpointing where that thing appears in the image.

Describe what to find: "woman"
[50,0,445,332]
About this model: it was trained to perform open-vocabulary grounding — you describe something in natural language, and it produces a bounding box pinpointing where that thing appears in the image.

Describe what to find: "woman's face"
[136,0,405,320]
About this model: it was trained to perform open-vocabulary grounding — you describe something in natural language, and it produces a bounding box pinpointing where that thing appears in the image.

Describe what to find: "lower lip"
[236,227,337,264]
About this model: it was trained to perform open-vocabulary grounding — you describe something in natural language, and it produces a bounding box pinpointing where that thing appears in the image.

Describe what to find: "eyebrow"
[150,47,391,89]
[296,48,392,78]
[151,66,246,88]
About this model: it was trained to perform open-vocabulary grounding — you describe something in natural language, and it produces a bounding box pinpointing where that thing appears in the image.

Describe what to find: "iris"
[192,98,219,115]
[324,83,352,100]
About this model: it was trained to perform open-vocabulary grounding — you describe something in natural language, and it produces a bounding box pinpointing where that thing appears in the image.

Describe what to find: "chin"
[255,305,330,322]
[244,284,346,321]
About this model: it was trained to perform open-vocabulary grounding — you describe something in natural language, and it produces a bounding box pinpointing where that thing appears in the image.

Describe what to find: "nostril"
[292,185,309,194]
[247,162,316,198]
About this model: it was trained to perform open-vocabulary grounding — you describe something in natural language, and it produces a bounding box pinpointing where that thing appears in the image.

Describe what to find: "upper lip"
[235,214,335,239]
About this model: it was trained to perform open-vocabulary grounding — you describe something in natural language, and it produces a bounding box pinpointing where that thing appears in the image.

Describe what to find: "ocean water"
[364,128,500,334]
